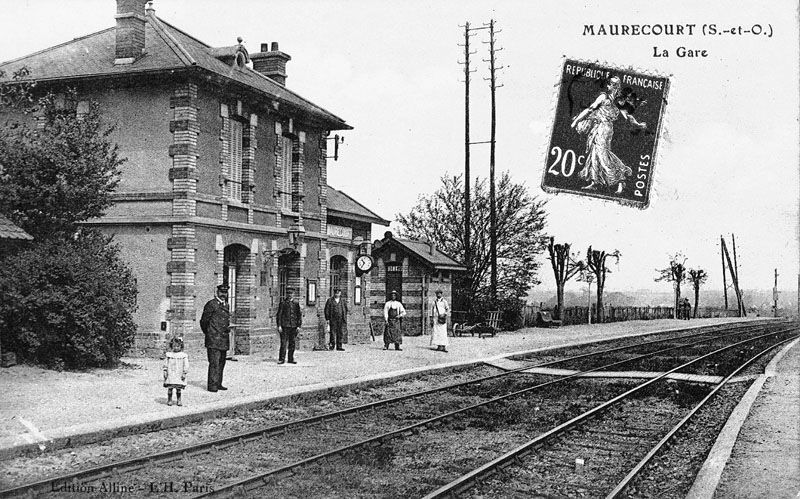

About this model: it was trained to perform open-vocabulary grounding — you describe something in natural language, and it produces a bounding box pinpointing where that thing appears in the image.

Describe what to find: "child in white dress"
[163,337,188,406]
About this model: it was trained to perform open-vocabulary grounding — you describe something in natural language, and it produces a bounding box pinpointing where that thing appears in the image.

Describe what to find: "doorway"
[223,244,250,312]
[330,255,349,300]
[386,263,403,303]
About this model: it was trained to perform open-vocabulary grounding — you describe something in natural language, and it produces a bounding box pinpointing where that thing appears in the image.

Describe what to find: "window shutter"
[230,121,243,201]
[282,136,293,210]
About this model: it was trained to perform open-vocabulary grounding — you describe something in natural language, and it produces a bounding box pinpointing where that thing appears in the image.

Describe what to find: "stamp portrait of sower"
[542,60,669,208]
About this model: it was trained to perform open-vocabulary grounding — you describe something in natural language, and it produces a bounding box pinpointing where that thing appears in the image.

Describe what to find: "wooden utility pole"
[458,22,477,311]
[773,268,779,317]
[483,19,503,301]
[721,236,745,317]
[731,233,745,316]
[720,236,728,309]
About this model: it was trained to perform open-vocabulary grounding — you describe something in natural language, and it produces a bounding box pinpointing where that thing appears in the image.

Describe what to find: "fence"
[522,303,741,327]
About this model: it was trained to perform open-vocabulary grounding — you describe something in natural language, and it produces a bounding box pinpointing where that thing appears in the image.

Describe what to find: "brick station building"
[370,232,466,336]
[0,0,389,356]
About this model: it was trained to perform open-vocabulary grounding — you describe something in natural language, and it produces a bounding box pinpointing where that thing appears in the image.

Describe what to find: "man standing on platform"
[276,289,302,364]
[200,284,231,392]
[324,288,348,351]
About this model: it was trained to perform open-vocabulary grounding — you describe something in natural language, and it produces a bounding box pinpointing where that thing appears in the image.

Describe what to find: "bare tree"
[546,237,584,320]
[688,268,708,318]
[655,253,687,318]
[586,246,620,322]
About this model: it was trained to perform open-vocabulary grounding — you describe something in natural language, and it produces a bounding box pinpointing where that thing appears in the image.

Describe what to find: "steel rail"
[194,323,786,498]
[604,332,799,499]
[0,321,764,498]
[421,327,796,499]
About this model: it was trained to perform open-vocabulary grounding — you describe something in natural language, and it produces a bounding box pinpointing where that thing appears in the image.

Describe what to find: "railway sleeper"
[583,427,653,439]
[559,435,648,451]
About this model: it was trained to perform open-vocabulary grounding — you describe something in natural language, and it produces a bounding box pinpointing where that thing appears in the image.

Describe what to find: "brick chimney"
[115,0,148,64]
[250,42,291,85]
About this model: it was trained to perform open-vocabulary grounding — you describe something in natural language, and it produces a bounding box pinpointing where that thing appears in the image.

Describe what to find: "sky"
[0,0,797,299]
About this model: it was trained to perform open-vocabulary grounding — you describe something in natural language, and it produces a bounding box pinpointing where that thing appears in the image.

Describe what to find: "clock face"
[356,255,373,272]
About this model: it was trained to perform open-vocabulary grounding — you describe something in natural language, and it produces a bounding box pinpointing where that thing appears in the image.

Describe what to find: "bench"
[453,310,502,338]
[536,311,562,328]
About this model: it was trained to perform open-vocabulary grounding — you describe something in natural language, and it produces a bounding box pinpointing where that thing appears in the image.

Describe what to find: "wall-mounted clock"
[356,254,374,273]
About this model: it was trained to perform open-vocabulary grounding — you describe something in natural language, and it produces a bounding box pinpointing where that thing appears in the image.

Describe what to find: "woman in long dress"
[383,290,406,351]
[570,76,647,193]
[429,289,450,352]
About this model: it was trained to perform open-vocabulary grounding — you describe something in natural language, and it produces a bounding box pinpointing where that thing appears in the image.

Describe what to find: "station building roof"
[373,232,466,272]
[0,10,350,131]
[327,186,390,226]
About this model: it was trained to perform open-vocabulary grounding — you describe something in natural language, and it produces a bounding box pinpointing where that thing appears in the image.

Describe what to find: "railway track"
[0,320,790,498]
[197,322,793,498]
[422,326,798,498]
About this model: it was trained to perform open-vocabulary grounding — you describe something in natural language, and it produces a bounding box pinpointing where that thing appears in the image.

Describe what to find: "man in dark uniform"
[324,288,348,351]
[276,289,302,364]
[200,284,231,392]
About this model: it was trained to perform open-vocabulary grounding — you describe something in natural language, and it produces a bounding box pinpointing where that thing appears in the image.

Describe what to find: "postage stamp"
[541,59,670,208]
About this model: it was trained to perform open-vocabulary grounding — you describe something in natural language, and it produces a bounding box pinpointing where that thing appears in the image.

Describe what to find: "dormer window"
[210,38,250,70]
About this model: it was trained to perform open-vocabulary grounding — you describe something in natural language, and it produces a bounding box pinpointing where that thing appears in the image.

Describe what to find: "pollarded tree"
[547,237,584,320]
[655,253,687,318]
[688,268,708,318]
[586,246,620,321]
[396,172,548,312]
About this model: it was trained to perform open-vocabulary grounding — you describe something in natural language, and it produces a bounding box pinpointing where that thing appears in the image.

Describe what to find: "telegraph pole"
[463,23,472,287]
[458,22,479,312]
[483,19,503,301]
[721,236,745,317]
[720,236,729,309]
[773,268,779,317]
[731,233,744,316]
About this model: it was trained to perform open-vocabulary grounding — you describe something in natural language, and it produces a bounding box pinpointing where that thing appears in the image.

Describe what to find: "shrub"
[0,230,137,369]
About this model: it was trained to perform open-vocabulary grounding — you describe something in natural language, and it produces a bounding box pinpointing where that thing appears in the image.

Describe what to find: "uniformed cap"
[390,290,398,295]
[217,284,229,292]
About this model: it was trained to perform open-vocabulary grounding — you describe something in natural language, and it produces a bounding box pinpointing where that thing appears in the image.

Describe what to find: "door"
[385,264,403,303]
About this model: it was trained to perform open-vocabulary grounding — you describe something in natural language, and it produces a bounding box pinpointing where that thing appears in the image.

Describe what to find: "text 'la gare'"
[653,46,708,58]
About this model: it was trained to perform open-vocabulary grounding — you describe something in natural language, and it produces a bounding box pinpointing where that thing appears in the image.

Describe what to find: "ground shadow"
[187,380,207,390]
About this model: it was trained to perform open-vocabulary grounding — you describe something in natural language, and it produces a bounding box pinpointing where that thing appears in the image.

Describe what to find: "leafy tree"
[688,268,708,318]
[546,237,584,320]
[0,67,36,109]
[586,246,620,321]
[0,90,123,239]
[396,173,548,316]
[655,253,687,318]
[0,231,137,368]
[0,83,136,368]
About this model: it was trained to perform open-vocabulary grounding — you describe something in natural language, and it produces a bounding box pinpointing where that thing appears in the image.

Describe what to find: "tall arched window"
[329,255,348,300]
[223,244,249,311]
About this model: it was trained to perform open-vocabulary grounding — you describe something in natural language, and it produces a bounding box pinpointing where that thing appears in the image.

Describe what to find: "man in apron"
[383,290,406,351]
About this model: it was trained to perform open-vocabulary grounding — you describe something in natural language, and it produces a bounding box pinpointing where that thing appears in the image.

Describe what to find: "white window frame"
[354,275,362,305]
